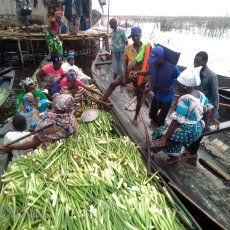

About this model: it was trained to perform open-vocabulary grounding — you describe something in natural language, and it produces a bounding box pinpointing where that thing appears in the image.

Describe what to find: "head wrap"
[55,11,62,18]
[66,55,75,61]
[19,77,35,90]
[177,66,202,87]
[52,93,74,112]
[51,54,62,63]
[66,70,78,82]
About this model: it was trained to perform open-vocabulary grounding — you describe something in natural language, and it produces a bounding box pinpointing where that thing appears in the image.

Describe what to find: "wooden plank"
[203,121,230,136]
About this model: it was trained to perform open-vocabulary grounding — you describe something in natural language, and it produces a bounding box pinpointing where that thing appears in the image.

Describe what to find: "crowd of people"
[102,18,219,164]
[0,17,220,166]
[0,53,107,161]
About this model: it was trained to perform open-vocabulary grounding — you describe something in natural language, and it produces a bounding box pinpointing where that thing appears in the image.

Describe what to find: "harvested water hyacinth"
[0,110,191,229]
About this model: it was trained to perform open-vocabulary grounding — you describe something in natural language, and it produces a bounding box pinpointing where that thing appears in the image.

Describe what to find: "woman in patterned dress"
[0,94,77,152]
[152,67,212,164]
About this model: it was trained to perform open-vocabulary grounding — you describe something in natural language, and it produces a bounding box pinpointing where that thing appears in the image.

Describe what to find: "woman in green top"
[16,77,49,131]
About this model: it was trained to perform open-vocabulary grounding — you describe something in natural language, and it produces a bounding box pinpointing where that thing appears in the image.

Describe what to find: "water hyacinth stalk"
[0,110,191,229]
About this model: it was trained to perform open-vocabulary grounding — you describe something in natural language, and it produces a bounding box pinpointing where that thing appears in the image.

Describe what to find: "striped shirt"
[60,86,92,104]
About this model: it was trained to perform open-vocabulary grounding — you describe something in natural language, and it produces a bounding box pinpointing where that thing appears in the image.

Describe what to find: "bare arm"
[0,136,41,153]
[90,97,112,108]
[82,85,103,97]
[155,120,179,147]
[36,69,46,89]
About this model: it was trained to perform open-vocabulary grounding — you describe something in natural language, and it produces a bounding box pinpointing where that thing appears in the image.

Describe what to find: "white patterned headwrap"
[177,66,202,87]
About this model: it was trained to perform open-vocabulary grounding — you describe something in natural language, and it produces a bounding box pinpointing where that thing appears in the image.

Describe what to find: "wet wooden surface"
[92,56,230,229]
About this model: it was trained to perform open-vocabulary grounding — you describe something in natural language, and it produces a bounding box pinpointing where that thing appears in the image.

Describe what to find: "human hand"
[155,136,168,148]
[88,79,95,84]
[129,71,137,79]
[0,145,10,154]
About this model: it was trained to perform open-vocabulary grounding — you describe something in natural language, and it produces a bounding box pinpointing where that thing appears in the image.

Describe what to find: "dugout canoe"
[91,52,230,230]
[219,87,230,104]
[0,70,15,109]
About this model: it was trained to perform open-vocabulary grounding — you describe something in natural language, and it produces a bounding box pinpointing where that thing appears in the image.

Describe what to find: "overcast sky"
[93,0,230,17]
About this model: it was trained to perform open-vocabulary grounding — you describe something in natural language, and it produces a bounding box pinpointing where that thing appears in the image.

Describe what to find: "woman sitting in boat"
[45,10,63,55]
[0,94,77,152]
[60,70,103,97]
[61,55,92,84]
[16,77,49,131]
[60,71,112,116]
[36,54,65,94]
[151,67,212,164]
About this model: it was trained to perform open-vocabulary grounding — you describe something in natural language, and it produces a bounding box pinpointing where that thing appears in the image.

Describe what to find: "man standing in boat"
[109,18,128,80]
[131,45,180,128]
[186,51,220,158]
[101,26,151,125]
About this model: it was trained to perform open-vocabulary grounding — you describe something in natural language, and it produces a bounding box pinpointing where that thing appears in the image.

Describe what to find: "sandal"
[166,156,181,165]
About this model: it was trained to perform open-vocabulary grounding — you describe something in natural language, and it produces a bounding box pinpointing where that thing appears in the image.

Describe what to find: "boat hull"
[0,70,15,108]
[91,53,230,230]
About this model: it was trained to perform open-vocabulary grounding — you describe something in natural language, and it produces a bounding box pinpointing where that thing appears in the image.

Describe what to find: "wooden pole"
[29,36,36,66]
[3,123,54,148]
[140,112,152,176]
[107,0,110,34]
[17,40,24,67]
[199,158,230,181]
[125,96,137,110]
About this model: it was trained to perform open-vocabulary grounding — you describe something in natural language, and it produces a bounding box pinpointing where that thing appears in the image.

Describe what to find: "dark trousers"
[188,136,203,155]
[149,98,171,127]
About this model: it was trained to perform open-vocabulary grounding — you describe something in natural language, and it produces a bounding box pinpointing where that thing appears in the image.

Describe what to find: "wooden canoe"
[219,87,230,104]
[0,70,15,109]
[91,53,230,230]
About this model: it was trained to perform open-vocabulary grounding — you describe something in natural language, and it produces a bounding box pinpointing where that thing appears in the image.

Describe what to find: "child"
[3,115,34,161]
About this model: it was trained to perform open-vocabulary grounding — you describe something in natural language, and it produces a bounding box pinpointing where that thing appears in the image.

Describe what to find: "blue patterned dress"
[152,92,211,155]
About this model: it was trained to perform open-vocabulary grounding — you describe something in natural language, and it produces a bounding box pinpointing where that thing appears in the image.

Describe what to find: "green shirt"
[111,27,127,53]
[16,89,48,111]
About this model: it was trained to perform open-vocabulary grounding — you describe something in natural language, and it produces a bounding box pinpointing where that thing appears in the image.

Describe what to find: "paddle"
[3,123,54,148]
[140,112,152,176]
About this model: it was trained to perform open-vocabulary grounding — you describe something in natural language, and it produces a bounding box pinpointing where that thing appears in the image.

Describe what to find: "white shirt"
[4,131,34,161]
[61,62,91,82]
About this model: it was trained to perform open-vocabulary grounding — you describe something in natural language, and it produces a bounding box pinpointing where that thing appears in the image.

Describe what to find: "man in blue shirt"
[133,46,180,128]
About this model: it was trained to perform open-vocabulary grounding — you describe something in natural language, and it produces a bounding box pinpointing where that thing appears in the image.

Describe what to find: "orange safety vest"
[137,43,152,87]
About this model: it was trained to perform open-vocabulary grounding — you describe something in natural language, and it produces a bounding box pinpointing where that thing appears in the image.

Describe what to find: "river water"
[116,22,230,77]
[1,23,230,124]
